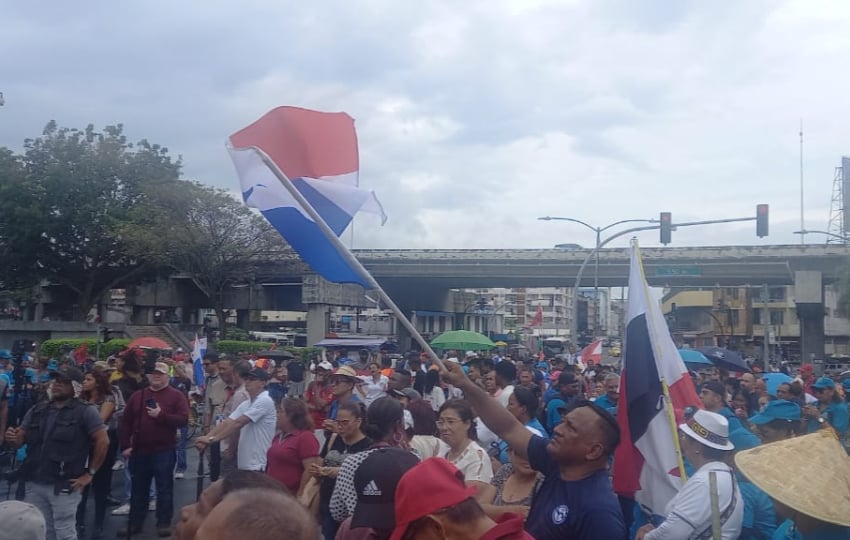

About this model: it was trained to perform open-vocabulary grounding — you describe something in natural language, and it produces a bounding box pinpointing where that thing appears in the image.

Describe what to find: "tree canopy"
[0,121,284,324]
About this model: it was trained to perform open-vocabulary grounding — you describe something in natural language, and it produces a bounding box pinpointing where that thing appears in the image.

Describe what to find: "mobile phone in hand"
[146,399,157,409]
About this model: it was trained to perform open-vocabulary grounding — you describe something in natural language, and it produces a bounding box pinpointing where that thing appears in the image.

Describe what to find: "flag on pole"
[581,338,603,365]
[227,106,386,287]
[529,305,543,326]
[613,241,701,516]
[192,334,207,388]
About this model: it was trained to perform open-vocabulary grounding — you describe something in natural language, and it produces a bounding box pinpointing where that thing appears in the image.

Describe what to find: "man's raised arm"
[440,362,533,458]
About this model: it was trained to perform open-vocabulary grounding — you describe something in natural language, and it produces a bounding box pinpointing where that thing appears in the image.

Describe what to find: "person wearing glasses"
[803,376,848,437]
[437,399,493,492]
[440,361,625,540]
[309,400,370,540]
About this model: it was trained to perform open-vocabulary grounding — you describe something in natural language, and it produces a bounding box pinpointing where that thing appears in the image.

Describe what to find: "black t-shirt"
[525,435,627,540]
[319,435,373,509]
[287,361,305,383]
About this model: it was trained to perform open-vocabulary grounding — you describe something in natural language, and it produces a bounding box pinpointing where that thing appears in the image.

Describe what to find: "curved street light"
[792,229,848,243]
[538,216,658,341]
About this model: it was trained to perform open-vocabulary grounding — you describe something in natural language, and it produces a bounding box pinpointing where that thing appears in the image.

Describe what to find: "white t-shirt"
[497,385,515,408]
[476,420,499,452]
[229,390,276,471]
[357,375,388,407]
[443,440,493,484]
[425,385,446,413]
[646,461,743,540]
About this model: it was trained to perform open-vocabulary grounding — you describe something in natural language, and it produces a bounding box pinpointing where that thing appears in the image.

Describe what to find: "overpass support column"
[794,271,825,363]
[307,305,330,348]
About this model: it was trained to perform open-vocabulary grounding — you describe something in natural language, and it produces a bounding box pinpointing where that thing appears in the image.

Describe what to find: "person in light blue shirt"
[729,427,776,540]
[749,400,802,444]
[735,430,850,540]
[773,518,850,540]
[701,380,746,433]
[545,371,580,434]
[499,387,547,463]
[592,373,619,417]
[803,377,848,437]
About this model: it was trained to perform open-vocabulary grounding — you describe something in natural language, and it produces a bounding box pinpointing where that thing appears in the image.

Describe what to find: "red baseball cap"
[390,458,477,540]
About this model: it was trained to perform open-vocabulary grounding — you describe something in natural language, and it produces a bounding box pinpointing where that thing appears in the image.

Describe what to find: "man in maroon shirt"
[119,361,189,538]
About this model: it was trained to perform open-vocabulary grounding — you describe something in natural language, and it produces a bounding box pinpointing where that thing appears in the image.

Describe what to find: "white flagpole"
[253,148,445,368]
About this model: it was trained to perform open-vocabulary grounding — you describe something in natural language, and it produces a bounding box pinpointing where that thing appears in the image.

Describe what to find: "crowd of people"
[0,345,849,540]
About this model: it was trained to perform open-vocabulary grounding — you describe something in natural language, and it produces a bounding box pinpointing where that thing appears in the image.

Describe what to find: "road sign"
[655,266,702,277]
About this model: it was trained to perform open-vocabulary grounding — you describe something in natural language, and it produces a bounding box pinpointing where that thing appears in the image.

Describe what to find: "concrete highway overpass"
[257,244,850,289]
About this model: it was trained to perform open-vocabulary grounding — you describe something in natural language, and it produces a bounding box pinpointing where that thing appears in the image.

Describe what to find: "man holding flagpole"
[441,362,626,539]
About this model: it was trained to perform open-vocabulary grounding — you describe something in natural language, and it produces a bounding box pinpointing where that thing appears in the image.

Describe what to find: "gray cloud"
[1,0,849,252]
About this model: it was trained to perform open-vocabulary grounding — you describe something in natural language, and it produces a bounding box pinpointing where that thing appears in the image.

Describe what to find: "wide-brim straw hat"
[735,429,850,527]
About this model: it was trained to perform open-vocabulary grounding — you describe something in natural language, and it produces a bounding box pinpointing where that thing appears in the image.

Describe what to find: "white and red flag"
[529,305,543,327]
[613,241,701,515]
[581,338,603,365]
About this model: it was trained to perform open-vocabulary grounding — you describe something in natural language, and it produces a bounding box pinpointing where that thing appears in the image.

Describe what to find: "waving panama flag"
[191,334,207,388]
[228,107,386,287]
[613,240,701,517]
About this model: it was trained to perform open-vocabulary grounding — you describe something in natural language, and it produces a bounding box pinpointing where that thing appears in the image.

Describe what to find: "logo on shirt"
[551,505,569,525]
[362,480,381,496]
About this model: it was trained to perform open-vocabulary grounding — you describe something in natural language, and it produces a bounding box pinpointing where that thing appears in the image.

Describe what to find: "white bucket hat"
[679,409,734,451]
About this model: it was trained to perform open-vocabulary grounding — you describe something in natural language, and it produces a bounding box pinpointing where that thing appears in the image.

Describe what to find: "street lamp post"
[485,301,515,335]
[538,217,657,342]
[793,229,849,243]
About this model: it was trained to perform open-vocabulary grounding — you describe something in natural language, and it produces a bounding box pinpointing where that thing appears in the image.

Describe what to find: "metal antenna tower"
[826,157,848,244]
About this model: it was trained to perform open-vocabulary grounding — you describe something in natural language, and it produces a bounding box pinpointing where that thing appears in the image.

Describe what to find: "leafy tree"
[0,148,41,292]
[123,182,283,340]
[0,121,182,319]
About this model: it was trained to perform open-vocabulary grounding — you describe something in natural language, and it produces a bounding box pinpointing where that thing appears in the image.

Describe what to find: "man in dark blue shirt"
[442,362,627,540]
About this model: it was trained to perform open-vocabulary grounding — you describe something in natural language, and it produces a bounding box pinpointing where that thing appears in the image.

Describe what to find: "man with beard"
[5,365,108,540]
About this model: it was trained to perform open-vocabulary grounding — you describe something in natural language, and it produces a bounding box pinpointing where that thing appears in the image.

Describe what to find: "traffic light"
[659,212,672,244]
[756,204,769,237]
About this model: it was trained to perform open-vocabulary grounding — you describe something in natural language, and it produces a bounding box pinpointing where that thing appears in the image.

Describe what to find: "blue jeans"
[176,425,188,472]
[25,481,82,540]
[129,450,176,528]
[123,456,156,502]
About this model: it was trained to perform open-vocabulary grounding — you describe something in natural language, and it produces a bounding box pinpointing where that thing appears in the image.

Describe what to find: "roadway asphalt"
[93,448,204,540]
[1,446,206,540]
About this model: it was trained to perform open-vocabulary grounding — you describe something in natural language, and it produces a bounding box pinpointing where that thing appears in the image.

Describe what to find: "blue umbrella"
[679,349,713,366]
[697,347,750,372]
[761,372,793,397]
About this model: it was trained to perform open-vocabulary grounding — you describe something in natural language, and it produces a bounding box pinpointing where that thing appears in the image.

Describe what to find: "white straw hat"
[678,409,734,451]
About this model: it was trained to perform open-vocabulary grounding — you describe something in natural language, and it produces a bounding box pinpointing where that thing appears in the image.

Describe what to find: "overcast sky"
[2,0,850,251]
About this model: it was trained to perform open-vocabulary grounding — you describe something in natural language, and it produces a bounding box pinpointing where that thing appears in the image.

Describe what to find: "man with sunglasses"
[441,361,626,540]
[803,376,848,437]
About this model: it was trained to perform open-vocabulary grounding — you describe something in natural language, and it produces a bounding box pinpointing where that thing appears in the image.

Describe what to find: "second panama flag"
[613,240,701,517]
[228,106,386,287]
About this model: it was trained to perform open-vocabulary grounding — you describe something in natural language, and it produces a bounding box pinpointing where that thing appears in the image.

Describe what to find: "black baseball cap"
[702,381,726,399]
[50,365,83,384]
[351,448,419,530]
[243,367,270,381]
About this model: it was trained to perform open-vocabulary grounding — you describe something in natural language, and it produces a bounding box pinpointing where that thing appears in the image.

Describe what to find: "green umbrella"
[430,330,496,351]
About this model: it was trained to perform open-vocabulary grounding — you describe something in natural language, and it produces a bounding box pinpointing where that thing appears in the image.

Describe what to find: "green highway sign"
[655,266,702,277]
